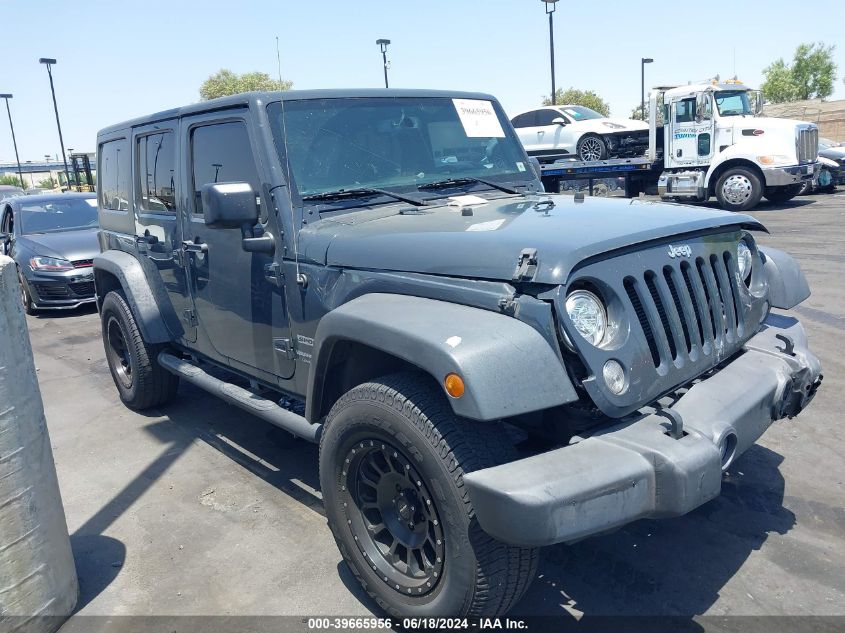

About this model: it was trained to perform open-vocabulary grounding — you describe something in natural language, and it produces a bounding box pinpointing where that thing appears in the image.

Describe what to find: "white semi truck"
[540,81,819,211]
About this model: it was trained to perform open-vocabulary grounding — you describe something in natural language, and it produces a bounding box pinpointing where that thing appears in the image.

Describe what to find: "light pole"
[39,58,72,191]
[641,57,654,121]
[0,94,24,189]
[376,39,391,88]
[542,0,559,104]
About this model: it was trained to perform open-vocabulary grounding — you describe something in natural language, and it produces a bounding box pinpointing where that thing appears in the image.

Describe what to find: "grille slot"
[72,259,93,268]
[625,248,747,368]
[797,126,818,164]
[69,281,95,297]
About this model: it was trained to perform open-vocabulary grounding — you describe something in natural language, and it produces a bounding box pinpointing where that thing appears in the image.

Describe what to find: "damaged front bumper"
[464,314,822,547]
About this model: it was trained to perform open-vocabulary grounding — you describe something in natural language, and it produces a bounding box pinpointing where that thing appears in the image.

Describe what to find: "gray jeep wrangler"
[93,89,822,617]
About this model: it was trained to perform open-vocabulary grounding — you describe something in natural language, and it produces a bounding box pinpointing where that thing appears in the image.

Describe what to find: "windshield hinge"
[512,248,538,282]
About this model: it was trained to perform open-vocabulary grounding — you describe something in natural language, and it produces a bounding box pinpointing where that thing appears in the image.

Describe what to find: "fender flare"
[759,246,810,310]
[306,293,578,422]
[93,251,171,344]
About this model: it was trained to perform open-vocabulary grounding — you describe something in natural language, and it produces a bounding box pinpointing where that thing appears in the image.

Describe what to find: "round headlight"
[565,289,607,346]
[737,240,753,281]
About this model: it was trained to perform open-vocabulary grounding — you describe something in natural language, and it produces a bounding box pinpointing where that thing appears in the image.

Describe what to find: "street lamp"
[0,94,24,189]
[542,0,559,105]
[641,57,654,121]
[376,39,391,89]
[39,57,72,191]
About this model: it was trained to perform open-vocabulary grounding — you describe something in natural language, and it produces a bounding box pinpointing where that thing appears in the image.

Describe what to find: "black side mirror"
[201,182,259,229]
[552,117,567,126]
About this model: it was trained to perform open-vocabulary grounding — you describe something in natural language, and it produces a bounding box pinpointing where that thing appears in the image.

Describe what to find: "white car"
[510,105,649,163]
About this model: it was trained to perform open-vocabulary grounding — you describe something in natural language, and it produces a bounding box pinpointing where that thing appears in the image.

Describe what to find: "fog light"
[603,360,627,395]
[444,373,465,398]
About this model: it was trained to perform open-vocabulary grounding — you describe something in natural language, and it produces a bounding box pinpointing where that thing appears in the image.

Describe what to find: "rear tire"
[764,183,803,203]
[576,134,608,161]
[319,372,538,617]
[715,167,763,211]
[100,289,178,410]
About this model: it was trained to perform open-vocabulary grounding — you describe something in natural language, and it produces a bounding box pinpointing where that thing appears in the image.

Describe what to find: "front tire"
[319,372,538,617]
[715,167,763,211]
[576,134,608,161]
[18,271,36,316]
[100,290,178,410]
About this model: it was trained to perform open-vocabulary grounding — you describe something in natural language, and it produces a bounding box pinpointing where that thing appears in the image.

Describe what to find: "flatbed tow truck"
[540,81,819,211]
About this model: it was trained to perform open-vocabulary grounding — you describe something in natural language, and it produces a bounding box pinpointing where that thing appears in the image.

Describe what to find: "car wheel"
[576,134,608,161]
[715,167,763,211]
[764,183,803,203]
[100,289,178,410]
[18,270,36,316]
[319,372,538,617]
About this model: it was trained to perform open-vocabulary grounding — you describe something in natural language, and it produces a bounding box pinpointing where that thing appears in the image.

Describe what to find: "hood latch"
[513,248,538,282]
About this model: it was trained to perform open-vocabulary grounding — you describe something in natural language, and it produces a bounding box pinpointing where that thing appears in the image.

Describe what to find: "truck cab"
[653,81,819,210]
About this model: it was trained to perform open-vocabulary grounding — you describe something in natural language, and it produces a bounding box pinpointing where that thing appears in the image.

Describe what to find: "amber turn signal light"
[444,373,465,398]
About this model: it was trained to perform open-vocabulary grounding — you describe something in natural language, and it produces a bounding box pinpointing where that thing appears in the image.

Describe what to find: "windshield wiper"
[302,187,429,206]
[417,177,521,195]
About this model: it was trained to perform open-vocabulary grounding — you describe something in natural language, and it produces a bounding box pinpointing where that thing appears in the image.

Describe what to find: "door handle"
[182,240,208,254]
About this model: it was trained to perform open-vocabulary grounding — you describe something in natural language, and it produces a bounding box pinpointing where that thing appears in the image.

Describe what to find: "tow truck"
[540,81,819,211]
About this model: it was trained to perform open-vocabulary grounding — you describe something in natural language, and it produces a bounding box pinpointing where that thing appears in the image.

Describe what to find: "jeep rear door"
[130,122,196,343]
[180,108,295,381]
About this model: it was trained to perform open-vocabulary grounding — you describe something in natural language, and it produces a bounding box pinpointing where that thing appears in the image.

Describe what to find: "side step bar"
[157,352,321,443]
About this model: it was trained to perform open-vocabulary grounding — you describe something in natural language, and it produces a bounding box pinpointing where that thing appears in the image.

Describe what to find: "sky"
[1,0,844,163]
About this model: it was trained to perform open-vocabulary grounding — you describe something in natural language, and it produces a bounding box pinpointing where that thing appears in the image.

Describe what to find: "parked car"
[0,184,25,201]
[94,89,821,618]
[799,155,840,195]
[0,192,98,314]
[816,137,845,187]
[510,105,649,162]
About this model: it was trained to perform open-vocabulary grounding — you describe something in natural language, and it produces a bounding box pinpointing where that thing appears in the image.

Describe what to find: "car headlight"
[565,289,607,346]
[29,256,74,271]
[737,240,753,281]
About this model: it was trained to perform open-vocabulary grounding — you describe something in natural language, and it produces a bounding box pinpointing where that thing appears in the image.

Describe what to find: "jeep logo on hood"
[667,244,692,258]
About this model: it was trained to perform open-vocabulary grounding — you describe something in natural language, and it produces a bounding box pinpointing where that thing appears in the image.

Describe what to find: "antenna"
[276,36,283,87]
[733,47,736,80]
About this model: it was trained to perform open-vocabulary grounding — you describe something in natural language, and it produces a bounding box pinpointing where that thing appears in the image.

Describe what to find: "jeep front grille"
[559,232,768,418]
[797,125,818,164]
[623,252,746,369]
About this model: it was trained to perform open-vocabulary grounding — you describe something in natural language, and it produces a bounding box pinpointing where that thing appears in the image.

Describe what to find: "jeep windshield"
[267,97,533,207]
[714,90,753,117]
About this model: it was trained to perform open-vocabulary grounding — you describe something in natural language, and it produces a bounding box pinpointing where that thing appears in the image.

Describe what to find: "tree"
[762,42,837,104]
[0,174,26,189]
[199,69,293,100]
[542,88,610,116]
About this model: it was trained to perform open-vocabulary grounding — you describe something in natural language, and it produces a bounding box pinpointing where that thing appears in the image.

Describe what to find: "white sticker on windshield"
[452,99,505,138]
[85,198,98,207]
[466,219,506,232]
[516,162,526,172]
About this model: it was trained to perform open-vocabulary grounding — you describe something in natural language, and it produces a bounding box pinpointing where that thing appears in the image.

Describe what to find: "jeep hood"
[300,195,764,285]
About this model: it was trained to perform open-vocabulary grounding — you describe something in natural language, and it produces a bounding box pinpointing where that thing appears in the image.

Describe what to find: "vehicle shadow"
[513,444,794,618]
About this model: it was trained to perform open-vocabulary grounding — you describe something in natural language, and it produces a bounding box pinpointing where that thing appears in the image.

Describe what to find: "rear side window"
[137,131,177,213]
[99,138,130,211]
[511,112,536,128]
[190,121,259,214]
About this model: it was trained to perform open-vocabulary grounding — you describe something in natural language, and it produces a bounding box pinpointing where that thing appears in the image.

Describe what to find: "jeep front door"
[181,112,295,381]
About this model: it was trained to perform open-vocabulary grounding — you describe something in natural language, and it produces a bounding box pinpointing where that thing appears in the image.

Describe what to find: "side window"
[511,112,536,128]
[535,109,562,126]
[190,121,259,215]
[99,138,130,211]
[137,131,176,213]
[675,98,696,124]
